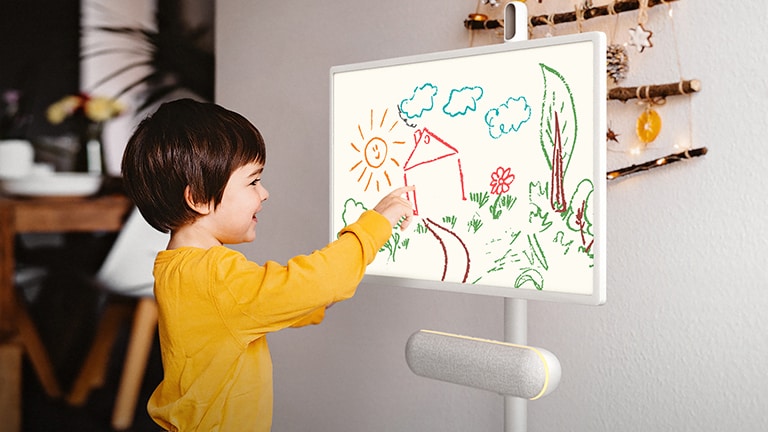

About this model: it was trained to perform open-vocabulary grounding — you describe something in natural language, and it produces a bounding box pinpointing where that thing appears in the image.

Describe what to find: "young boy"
[121,98,415,431]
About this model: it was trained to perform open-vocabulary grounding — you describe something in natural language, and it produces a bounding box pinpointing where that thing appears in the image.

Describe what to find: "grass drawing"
[467,214,483,233]
[442,215,457,229]
[415,221,428,234]
[470,191,490,208]
[380,232,403,262]
[488,194,517,220]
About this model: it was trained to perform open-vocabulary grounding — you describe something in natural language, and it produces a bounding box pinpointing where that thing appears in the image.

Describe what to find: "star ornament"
[606,128,621,143]
[628,24,653,53]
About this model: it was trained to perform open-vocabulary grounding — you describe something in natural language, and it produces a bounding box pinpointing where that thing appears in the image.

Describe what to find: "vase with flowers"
[46,93,124,174]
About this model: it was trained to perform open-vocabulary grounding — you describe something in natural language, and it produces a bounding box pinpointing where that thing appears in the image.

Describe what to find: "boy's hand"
[373,186,416,231]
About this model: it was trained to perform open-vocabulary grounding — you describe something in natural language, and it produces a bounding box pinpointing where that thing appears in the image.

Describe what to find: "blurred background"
[1,1,213,430]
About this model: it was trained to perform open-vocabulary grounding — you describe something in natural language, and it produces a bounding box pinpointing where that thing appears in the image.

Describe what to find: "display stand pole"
[503,4,529,432]
[504,297,528,432]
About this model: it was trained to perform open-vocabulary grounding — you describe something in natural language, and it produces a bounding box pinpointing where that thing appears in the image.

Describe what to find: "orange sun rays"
[348,108,405,192]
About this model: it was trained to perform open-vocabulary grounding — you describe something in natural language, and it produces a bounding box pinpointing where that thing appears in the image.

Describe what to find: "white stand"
[504,297,528,432]
[503,4,529,431]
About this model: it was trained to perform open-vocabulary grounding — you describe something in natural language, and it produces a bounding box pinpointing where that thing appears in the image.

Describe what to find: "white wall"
[217,1,768,431]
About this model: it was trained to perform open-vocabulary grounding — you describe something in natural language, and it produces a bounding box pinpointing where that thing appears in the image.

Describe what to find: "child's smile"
[210,161,269,244]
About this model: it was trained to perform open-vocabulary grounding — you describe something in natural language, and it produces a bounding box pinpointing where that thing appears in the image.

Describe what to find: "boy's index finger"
[391,185,416,197]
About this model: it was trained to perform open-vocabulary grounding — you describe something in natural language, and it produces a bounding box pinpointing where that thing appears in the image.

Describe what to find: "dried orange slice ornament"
[636,108,662,144]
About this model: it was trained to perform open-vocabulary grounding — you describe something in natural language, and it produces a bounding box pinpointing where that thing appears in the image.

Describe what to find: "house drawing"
[402,127,466,216]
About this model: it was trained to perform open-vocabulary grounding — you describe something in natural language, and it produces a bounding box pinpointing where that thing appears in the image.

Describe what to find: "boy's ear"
[184,185,212,215]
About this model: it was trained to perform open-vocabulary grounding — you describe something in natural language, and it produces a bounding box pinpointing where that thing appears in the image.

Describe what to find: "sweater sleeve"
[290,307,326,327]
[214,210,391,343]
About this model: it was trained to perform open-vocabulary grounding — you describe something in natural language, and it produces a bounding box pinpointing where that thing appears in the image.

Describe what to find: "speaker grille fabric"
[405,330,558,399]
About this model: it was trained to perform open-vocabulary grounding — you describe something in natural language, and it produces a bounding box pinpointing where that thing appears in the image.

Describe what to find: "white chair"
[66,207,168,431]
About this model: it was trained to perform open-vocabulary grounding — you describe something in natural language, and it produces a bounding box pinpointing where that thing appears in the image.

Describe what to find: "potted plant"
[82,0,214,113]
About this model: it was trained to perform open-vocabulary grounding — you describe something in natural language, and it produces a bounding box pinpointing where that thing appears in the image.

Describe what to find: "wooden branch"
[464,16,503,30]
[464,0,680,30]
[529,0,680,27]
[607,146,707,180]
[608,79,701,102]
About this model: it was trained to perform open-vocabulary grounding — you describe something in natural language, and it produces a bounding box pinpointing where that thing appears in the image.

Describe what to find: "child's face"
[208,161,269,244]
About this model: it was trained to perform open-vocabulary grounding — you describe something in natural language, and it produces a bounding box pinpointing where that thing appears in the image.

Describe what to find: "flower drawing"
[489,166,515,195]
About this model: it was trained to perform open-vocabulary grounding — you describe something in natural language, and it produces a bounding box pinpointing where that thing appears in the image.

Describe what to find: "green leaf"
[539,63,578,175]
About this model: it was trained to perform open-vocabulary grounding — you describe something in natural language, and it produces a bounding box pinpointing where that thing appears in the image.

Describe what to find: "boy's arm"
[217,210,392,338]
[290,307,325,327]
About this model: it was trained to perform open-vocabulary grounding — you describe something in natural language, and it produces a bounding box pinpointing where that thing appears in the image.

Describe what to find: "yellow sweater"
[147,210,391,431]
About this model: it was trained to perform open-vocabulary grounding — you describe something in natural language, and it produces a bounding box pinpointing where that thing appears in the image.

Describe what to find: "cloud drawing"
[484,96,532,139]
[443,86,484,117]
[399,83,438,120]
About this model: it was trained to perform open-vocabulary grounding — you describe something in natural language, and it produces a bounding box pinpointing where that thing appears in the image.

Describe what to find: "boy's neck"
[167,222,223,250]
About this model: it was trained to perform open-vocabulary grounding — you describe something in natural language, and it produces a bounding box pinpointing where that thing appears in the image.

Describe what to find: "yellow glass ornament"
[636,108,662,144]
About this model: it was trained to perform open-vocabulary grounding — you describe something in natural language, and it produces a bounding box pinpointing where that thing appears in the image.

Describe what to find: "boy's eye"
[250,178,261,186]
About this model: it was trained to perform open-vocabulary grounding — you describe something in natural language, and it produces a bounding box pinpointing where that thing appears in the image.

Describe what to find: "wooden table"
[0,192,133,431]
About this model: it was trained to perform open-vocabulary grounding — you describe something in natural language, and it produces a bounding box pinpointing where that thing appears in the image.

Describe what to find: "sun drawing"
[348,108,405,192]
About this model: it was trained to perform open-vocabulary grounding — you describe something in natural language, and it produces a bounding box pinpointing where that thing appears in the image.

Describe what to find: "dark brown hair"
[121,98,266,233]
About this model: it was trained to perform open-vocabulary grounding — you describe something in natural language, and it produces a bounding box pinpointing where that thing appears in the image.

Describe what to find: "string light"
[606,147,708,180]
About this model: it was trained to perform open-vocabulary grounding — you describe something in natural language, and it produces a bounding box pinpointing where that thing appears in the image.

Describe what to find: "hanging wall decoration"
[607,147,707,179]
[611,1,707,179]
[606,4,629,84]
[627,24,652,52]
[606,126,621,144]
[635,89,664,145]
[606,43,630,84]
[463,0,707,180]
[627,0,653,53]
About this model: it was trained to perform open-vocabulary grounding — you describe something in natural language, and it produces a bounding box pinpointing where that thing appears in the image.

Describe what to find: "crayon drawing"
[349,109,406,193]
[331,34,606,304]
[403,127,466,216]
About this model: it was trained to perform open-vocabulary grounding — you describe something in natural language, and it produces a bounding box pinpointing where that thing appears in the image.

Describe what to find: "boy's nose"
[261,185,270,202]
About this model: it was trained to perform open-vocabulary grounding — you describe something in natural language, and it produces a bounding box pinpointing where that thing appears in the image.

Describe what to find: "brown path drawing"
[423,218,470,283]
